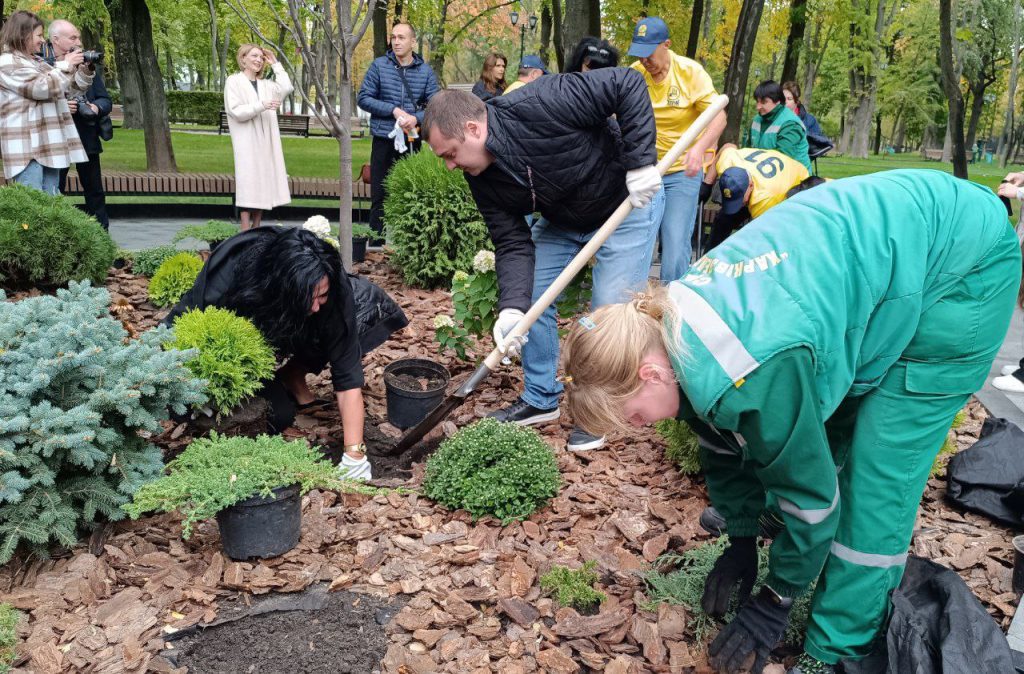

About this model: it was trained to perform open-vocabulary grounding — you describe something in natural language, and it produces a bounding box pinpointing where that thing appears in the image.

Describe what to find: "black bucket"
[383,358,450,429]
[215,483,302,560]
[352,237,367,263]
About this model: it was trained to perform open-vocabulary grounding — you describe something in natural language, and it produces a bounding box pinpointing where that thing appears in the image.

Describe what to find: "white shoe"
[340,454,372,481]
[993,374,1024,394]
[1002,364,1019,377]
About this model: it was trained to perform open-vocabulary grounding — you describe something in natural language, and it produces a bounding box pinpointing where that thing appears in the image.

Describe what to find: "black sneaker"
[567,427,606,451]
[487,399,560,426]
[698,506,786,539]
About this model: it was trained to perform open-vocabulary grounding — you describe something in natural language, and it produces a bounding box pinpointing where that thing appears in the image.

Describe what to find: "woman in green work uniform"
[561,169,1019,674]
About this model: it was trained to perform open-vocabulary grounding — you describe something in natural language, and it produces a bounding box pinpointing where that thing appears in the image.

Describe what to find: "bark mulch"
[0,253,1016,673]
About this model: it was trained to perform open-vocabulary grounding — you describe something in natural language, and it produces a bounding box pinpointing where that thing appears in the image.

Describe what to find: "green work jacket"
[671,169,1013,597]
[750,104,811,170]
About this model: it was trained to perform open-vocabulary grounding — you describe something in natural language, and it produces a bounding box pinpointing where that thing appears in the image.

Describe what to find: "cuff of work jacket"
[726,517,761,538]
[763,573,811,600]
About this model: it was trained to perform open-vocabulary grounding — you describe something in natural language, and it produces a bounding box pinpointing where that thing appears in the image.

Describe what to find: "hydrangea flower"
[434,314,456,329]
[472,250,495,274]
[302,215,331,238]
[452,270,470,285]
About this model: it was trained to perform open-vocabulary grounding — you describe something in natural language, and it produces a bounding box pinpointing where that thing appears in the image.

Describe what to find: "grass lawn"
[817,153,1024,191]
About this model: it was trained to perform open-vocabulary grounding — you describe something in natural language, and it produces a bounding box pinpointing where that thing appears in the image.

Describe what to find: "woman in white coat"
[224,45,293,230]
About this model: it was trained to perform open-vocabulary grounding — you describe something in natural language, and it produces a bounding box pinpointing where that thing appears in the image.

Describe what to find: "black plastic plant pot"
[352,237,367,263]
[215,483,302,560]
[383,358,450,429]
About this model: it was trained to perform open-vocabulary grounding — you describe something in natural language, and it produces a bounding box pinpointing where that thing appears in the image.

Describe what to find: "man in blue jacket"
[357,21,440,244]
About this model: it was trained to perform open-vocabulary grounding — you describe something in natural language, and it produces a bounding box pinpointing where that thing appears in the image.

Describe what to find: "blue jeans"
[659,170,703,282]
[13,160,60,196]
[521,190,665,411]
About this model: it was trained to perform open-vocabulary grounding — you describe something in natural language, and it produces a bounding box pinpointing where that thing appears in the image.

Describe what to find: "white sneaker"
[340,454,372,481]
[1002,364,1019,377]
[993,374,1024,394]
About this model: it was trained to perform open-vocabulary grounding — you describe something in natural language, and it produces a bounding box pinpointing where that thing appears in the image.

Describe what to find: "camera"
[72,95,98,119]
[79,50,103,65]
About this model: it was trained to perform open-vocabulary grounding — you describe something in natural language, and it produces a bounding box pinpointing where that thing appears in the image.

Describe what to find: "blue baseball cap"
[719,168,750,215]
[520,55,548,74]
[627,17,670,58]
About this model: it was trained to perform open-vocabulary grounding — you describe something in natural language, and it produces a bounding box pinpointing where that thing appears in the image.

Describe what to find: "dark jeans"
[369,135,420,243]
[59,154,109,230]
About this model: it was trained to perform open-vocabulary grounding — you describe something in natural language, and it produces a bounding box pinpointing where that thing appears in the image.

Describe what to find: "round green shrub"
[132,244,181,277]
[383,151,491,288]
[0,184,115,288]
[172,220,239,245]
[422,418,561,523]
[164,306,276,415]
[148,252,203,307]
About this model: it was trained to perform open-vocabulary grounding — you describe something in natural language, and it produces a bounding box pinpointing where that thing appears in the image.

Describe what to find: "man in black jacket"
[423,68,665,451]
[46,19,111,229]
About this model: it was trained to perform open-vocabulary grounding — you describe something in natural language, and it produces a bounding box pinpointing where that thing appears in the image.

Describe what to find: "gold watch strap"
[344,442,367,453]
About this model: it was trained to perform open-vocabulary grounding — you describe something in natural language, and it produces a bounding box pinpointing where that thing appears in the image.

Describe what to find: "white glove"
[340,453,372,481]
[388,120,409,154]
[493,308,528,357]
[625,165,663,209]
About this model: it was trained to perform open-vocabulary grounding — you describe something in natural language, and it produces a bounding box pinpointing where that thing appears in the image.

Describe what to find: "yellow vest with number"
[715,147,809,217]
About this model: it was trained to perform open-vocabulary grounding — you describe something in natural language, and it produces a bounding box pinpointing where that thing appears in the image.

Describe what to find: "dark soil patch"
[319,423,442,481]
[384,371,447,392]
[167,586,404,673]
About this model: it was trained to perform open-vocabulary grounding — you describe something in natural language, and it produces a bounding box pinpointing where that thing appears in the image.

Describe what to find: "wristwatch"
[344,442,367,454]
[758,584,794,609]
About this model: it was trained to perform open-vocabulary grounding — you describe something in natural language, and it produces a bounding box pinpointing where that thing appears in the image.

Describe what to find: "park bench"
[923,148,973,163]
[219,111,311,137]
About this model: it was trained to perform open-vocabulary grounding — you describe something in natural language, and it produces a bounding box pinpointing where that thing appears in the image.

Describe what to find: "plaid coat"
[0,51,91,179]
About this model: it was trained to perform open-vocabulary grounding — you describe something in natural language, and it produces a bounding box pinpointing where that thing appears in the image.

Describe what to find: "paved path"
[976,305,1024,429]
[109,217,304,251]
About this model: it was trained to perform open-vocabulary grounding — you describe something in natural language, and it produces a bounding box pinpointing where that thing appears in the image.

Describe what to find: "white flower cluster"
[302,215,331,238]
[434,314,456,329]
[472,250,495,274]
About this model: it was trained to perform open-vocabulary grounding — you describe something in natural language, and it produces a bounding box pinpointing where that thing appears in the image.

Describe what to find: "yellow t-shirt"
[504,80,528,94]
[632,51,718,174]
[715,147,809,217]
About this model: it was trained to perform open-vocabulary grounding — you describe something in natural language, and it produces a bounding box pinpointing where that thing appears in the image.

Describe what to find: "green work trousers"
[804,224,1020,663]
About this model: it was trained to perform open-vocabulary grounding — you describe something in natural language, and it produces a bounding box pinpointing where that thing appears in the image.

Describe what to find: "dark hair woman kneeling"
[165,227,408,480]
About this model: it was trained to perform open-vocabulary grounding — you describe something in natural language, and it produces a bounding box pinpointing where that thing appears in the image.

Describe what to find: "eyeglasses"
[586,45,610,57]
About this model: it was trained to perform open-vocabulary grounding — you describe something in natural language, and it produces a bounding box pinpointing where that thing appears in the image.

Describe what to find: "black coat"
[72,67,112,155]
[464,67,657,312]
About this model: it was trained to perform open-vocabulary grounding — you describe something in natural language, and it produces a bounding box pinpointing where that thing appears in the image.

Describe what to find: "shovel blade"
[388,393,465,455]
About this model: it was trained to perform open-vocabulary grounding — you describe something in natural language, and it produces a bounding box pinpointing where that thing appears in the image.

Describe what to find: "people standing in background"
[628,16,727,281]
[357,21,440,245]
[45,19,111,230]
[566,37,619,72]
[503,55,547,94]
[223,44,293,231]
[749,80,810,171]
[782,81,831,157]
[0,10,92,195]
[472,53,507,102]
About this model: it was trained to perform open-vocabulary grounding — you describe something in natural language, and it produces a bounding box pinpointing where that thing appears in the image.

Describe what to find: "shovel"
[388,94,730,455]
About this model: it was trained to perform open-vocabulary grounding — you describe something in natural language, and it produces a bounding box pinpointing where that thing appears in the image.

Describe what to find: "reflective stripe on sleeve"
[777,473,839,524]
[669,281,760,386]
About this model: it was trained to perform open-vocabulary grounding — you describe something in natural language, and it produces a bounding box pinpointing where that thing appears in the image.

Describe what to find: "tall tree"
[781,0,807,83]
[540,4,552,65]
[840,0,896,158]
[939,0,968,177]
[373,0,389,57]
[105,0,177,171]
[686,0,705,58]
[562,0,599,66]
[552,0,565,71]
[999,0,1021,165]
[721,0,767,143]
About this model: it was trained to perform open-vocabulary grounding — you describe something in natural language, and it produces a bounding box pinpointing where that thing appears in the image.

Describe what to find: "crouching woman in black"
[165,226,405,480]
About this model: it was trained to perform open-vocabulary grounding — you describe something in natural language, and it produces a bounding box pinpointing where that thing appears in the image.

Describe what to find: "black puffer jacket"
[465,67,657,312]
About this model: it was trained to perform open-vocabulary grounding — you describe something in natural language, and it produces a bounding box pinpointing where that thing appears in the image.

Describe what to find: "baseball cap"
[719,168,751,215]
[520,55,548,74]
[627,17,669,58]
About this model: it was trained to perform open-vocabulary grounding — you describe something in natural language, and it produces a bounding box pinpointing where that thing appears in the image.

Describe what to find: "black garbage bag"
[843,556,1015,674]
[346,272,408,355]
[946,417,1024,527]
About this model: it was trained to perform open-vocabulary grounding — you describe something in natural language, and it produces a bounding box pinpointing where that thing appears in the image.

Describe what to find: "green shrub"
[0,184,115,288]
[124,433,360,538]
[132,244,181,277]
[148,252,203,307]
[540,561,607,611]
[166,90,223,125]
[351,223,374,239]
[164,307,276,415]
[0,282,206,562]
[0,603,18,673]
[422,418,561,523]
[434,251,498,361]
[172,220,238,245]
[383,151,491,288]
[655,419,702,475]
[644,537,814,646]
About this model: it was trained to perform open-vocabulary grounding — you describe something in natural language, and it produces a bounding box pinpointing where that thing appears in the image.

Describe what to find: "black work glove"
[699,181,714,204]
[708,589,792,673]
[701,536,758,617]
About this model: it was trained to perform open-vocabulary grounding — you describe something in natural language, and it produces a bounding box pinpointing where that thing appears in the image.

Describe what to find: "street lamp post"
[510,11,538,64]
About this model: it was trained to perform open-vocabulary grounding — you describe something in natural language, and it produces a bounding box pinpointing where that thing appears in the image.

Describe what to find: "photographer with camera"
[0,11,93,195]
[44,19,111,229]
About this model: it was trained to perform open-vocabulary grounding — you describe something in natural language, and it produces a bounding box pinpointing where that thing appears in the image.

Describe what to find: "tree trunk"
[965,85,986,152]
[872,111,882,154]
[540,5,552,66]
[721,0,766,144]
[1000,0,1021,165]
[939,0,968,177]
[106,0,176,170]
[781,0,806,84]
[220,24,231,90]
[562,0,599,68]
[552,0,565,72]
[686,0,704,58]
[373,0,388,58]
[429,0,450,84]
[206,0,218,90]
